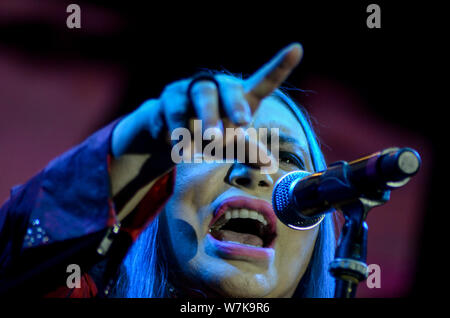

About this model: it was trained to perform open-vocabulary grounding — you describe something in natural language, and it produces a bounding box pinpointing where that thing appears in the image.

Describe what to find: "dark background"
[0,0,444,298]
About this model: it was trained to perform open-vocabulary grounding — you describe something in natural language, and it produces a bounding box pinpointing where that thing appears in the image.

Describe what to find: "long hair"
[113,78,336,298]
[273,89,336,298]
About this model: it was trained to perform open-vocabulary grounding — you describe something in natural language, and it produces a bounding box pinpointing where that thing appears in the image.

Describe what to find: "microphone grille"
[273,171,305,213]
[272,171,324,230]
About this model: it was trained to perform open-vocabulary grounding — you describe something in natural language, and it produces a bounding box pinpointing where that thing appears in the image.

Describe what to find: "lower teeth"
[225,240,262,248]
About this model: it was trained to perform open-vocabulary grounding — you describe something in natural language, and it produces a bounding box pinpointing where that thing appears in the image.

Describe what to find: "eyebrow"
[267,130,309,155]
[267,131,305,149]
[279,133,302,147]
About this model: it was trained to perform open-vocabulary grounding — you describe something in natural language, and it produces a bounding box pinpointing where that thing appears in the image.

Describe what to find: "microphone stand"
[329,190,390,298]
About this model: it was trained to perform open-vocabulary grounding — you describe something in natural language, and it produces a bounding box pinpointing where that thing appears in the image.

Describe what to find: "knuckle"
[161,84,177,97]
[227,80,243,91]
[138,98,159,111]
[162,80,188,96]
[217,75,243,88]
[221,85,245,105]
[160,95,188,122]
[225,85,243,100]
[191,81,218,96]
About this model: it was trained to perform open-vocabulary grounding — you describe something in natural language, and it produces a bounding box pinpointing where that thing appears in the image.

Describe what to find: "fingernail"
[205,120,224,135]
[285,42,302,52]
[212,120,224,135]
[234,110,252,125]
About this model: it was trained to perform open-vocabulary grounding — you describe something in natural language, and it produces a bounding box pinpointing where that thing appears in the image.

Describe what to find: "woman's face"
[162,96,319,297]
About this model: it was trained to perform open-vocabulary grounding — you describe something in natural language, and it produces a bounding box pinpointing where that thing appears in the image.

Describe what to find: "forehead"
[252,95,309,148]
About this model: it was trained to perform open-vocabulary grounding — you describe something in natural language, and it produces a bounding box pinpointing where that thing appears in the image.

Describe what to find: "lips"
[208,196,278,250]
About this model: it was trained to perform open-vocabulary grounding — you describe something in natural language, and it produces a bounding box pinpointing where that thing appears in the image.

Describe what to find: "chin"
[209,267,277,298]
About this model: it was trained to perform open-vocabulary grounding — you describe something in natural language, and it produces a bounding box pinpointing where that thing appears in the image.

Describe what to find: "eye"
[279,151,305,170]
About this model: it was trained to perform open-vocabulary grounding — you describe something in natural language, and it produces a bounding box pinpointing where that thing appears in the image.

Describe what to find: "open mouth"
[208,197,277,248]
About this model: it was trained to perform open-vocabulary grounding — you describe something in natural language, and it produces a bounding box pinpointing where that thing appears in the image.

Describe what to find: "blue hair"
[113,80,336,298]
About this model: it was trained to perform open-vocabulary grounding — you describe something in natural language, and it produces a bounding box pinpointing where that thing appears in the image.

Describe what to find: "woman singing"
[0,43,336,298]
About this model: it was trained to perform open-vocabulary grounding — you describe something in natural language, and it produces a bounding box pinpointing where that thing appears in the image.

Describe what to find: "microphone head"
[380,147,422,188]
[272,171,325,230]
[396,148,421,176]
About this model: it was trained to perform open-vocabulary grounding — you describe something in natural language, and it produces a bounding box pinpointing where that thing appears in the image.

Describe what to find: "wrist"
[111,109,147,159]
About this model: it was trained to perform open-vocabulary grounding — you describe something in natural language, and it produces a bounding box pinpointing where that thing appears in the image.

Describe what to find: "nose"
[226,162,274,191]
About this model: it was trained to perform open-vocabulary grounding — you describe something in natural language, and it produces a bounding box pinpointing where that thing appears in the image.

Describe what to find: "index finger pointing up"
[243,43,303,111]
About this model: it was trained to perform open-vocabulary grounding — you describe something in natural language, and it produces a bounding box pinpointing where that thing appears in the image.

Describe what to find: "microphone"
[272,147,421,230]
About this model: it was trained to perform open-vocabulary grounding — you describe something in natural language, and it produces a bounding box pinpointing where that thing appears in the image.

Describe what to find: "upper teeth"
[223,209,268,226]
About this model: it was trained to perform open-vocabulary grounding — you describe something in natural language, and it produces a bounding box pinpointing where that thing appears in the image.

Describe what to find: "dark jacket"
[0,120,174,297]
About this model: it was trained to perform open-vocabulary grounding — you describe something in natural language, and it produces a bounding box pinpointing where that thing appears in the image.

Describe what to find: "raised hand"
[112,43,303,159]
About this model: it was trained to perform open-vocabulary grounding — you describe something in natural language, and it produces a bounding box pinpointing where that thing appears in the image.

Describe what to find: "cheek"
[166,163,217,221]
[163,163,227,251]
[172,162,225,207]
[275,225,318,280]
[165,217,200,264]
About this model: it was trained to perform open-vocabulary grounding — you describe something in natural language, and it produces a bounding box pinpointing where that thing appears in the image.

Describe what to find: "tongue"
[214,230,263,247]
